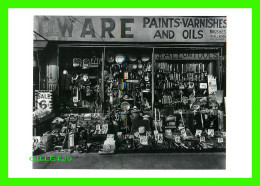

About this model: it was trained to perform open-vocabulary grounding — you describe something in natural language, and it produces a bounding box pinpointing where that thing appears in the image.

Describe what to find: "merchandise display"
[33,48,226,155]
[59,48,103,113]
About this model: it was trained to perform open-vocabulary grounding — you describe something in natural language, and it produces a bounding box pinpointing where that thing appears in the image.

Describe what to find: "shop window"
[104,47,153,132]
[58,47,103,113]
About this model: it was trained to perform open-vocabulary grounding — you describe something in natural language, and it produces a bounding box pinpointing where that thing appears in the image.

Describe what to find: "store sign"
[35,90,53,111]
[34,16,226,42]
[155,51,220,60]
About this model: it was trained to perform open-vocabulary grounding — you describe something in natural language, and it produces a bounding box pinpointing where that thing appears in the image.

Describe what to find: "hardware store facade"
[33,16,226,153]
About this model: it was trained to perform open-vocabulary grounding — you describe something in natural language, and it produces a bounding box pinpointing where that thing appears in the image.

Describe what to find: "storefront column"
[152,47,155,114]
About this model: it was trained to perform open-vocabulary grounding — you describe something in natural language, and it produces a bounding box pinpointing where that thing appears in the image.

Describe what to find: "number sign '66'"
[35,90,53,111]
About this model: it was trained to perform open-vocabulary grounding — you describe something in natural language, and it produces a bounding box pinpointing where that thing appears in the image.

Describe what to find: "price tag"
[200,136,206,142]
[179,85,185,89]
[73,97,78,103]
[140,136,148,145]
[195,129,202,137]
[218,137,224,143]
[157,133,163,144]
[199,83,207,89]
[208,129,215,137]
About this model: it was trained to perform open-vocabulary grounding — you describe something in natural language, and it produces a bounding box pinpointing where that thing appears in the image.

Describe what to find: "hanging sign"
[35,90,53,112]
[34,16,226,42]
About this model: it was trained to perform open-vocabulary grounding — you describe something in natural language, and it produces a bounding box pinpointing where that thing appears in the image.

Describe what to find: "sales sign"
[35,90,53,112]
[34,16,226,42]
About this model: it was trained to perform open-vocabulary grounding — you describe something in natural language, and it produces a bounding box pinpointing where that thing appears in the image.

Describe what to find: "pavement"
[32,152,226,169]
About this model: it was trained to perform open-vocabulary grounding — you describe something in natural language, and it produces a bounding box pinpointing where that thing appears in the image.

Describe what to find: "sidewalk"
[32,152,226,169]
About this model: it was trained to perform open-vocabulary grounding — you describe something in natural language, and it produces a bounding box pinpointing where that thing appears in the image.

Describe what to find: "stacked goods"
[40,133,54,152]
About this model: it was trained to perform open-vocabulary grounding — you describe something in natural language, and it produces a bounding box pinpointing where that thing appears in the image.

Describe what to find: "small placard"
[195,129,202,137]
[179,85,185,89]
[218,137,224,143]
[200,136,206,142]
[73,97,78,103]
[140,136,148,145]
[208,129,215,137]
[199,83,207,89]
[158,133,163,143]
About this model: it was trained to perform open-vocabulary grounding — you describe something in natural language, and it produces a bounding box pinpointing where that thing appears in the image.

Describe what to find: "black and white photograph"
[32,15,226,169]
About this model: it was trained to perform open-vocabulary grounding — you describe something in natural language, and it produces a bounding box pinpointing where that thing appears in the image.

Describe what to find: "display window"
[58,47,103,113]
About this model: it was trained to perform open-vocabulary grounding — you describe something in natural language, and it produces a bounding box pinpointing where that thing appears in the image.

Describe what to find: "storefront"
[33,16,226,154]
